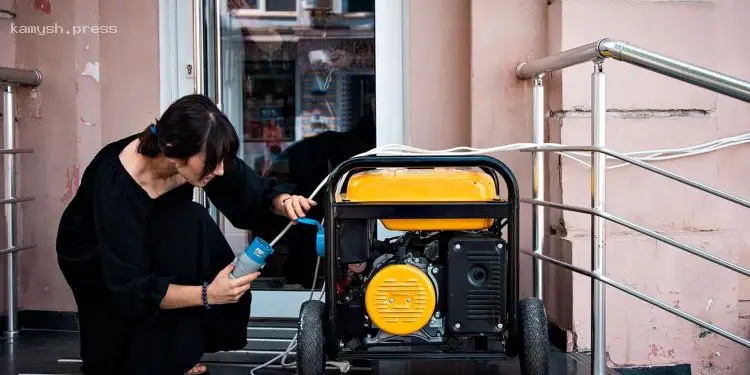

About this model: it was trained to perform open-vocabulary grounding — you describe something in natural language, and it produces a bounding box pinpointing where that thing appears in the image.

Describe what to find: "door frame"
[158,0,196,111]
[158,0,408,318]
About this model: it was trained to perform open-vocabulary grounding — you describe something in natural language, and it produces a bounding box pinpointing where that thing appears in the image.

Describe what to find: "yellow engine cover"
[364,264,437,336]
[343,167,498,231]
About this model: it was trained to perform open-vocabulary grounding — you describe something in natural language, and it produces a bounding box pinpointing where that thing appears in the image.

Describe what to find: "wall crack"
[551,108,713,120]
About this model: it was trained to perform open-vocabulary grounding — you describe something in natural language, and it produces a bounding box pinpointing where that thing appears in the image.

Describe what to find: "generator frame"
[321,154,521,361]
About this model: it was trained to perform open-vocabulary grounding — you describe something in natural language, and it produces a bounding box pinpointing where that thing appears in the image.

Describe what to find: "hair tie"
[149,124,157,135]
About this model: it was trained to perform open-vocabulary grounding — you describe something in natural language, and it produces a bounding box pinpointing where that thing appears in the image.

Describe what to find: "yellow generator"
[296,155,550,375]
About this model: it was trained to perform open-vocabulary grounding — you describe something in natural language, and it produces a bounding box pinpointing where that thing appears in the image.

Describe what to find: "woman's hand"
[206,264,259,305]
[273,194,317,221]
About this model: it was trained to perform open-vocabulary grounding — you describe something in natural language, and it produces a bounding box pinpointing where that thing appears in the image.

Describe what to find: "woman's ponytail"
[136,122,162,157]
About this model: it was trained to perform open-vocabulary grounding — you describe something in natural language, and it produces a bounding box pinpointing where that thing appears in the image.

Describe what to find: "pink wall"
[470,0,549,301]
[545,0,750,373]
[410,0,750,372]
[1,0,748,372]
[406,0,471,149]
[3,0,161,312]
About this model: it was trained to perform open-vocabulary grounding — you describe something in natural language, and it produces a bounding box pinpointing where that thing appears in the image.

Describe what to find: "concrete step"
[201,348,297,365]
[246,319,297,340]
[201,319,298,365]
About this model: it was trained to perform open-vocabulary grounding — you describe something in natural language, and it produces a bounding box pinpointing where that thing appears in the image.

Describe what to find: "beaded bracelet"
[202,282,211,310]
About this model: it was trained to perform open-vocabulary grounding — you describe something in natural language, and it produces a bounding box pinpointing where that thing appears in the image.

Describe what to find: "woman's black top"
[55,134,294,320]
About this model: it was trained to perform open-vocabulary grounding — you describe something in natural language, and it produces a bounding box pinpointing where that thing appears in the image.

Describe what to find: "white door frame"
[158,0,408,318]
[158,0,196,110]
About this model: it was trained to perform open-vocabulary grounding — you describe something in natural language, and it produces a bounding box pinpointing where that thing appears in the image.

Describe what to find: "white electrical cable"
[250,131,750,374]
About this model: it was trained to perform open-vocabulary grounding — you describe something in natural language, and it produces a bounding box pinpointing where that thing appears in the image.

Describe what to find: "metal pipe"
[0,149,33,154]
[210,0,226,231]
[0,197,33,205]
[599,40,750,104]
[520,249,750,348]
[214,0,223,109]
[516,41,602,79]
[3,85,17,338]
[193,0,205,95]
[531,74,545,300]
[521,199,750,277]
[0,67,43,86]
[590,62,607,375]
[520,145,750,210]
[0,244,36,256]
[192,0,208,208]
[516,38,750,104]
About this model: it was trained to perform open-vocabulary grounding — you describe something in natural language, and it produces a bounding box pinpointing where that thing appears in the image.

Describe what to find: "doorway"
[160,0,402,318]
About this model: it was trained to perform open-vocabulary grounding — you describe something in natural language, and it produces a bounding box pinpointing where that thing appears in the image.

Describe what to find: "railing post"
[591,60,607,374]
[532,74,545,300]
[3,85,18,339]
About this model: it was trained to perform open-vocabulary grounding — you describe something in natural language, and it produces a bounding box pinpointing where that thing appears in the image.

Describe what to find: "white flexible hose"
[249,131,750,374]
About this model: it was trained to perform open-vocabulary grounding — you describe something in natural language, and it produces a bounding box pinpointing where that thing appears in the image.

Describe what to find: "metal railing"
[515,38,750,374]
[1,67,42,339]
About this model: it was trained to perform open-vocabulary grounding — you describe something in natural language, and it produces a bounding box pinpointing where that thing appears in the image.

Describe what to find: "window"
[266,0,297,12]
[223,0,376,290]
[242,0,297,12]
[344,0,374,13]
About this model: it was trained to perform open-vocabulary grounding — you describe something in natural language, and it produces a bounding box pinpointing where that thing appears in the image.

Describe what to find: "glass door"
[198,0,378,318]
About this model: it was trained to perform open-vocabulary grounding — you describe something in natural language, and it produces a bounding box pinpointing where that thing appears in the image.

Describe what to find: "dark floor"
[0,328,620,375]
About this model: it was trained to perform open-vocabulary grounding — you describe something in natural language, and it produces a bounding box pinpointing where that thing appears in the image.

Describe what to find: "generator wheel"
[518,297,550,375]
[297,300,327,375]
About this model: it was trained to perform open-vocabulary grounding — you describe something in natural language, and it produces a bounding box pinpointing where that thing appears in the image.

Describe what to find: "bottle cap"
[244,236,274,266]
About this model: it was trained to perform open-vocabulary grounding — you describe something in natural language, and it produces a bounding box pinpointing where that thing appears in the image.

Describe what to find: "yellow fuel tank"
[342,167,497,231]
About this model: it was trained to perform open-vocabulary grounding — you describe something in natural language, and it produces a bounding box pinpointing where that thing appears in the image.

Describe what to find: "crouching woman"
[56,94,315,375]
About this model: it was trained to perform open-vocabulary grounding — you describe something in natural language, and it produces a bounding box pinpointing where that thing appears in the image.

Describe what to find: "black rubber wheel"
[518,297,550,375]
[297,300,327,375]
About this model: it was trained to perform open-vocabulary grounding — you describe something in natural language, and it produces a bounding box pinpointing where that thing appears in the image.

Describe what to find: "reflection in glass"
[222,0,376,290]
[266,0,297,12]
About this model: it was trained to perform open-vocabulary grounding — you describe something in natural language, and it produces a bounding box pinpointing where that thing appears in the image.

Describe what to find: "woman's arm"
[159,285,203,309]
[204,157,314,229]
[160,264,260,309]
[270,193,317,221]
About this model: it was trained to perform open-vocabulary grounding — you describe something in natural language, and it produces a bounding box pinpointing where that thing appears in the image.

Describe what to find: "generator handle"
[326,154,520,204]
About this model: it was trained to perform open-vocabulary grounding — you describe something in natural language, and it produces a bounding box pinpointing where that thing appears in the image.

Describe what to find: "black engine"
[333,221,509,352]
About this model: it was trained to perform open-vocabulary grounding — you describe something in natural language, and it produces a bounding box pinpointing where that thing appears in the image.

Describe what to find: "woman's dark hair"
[137,94,239,179]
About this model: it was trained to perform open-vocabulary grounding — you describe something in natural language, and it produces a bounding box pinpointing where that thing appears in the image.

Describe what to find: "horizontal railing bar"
[520,249,750,348]
[515,39,750,104]
[0,148,34,154]
[0,67,43,86]
[0,197,34,204]
[521,198,750,277]
[0,244,36,256]
[599,40,750,104]
[515,41,602,78]
[521,145,750,210]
